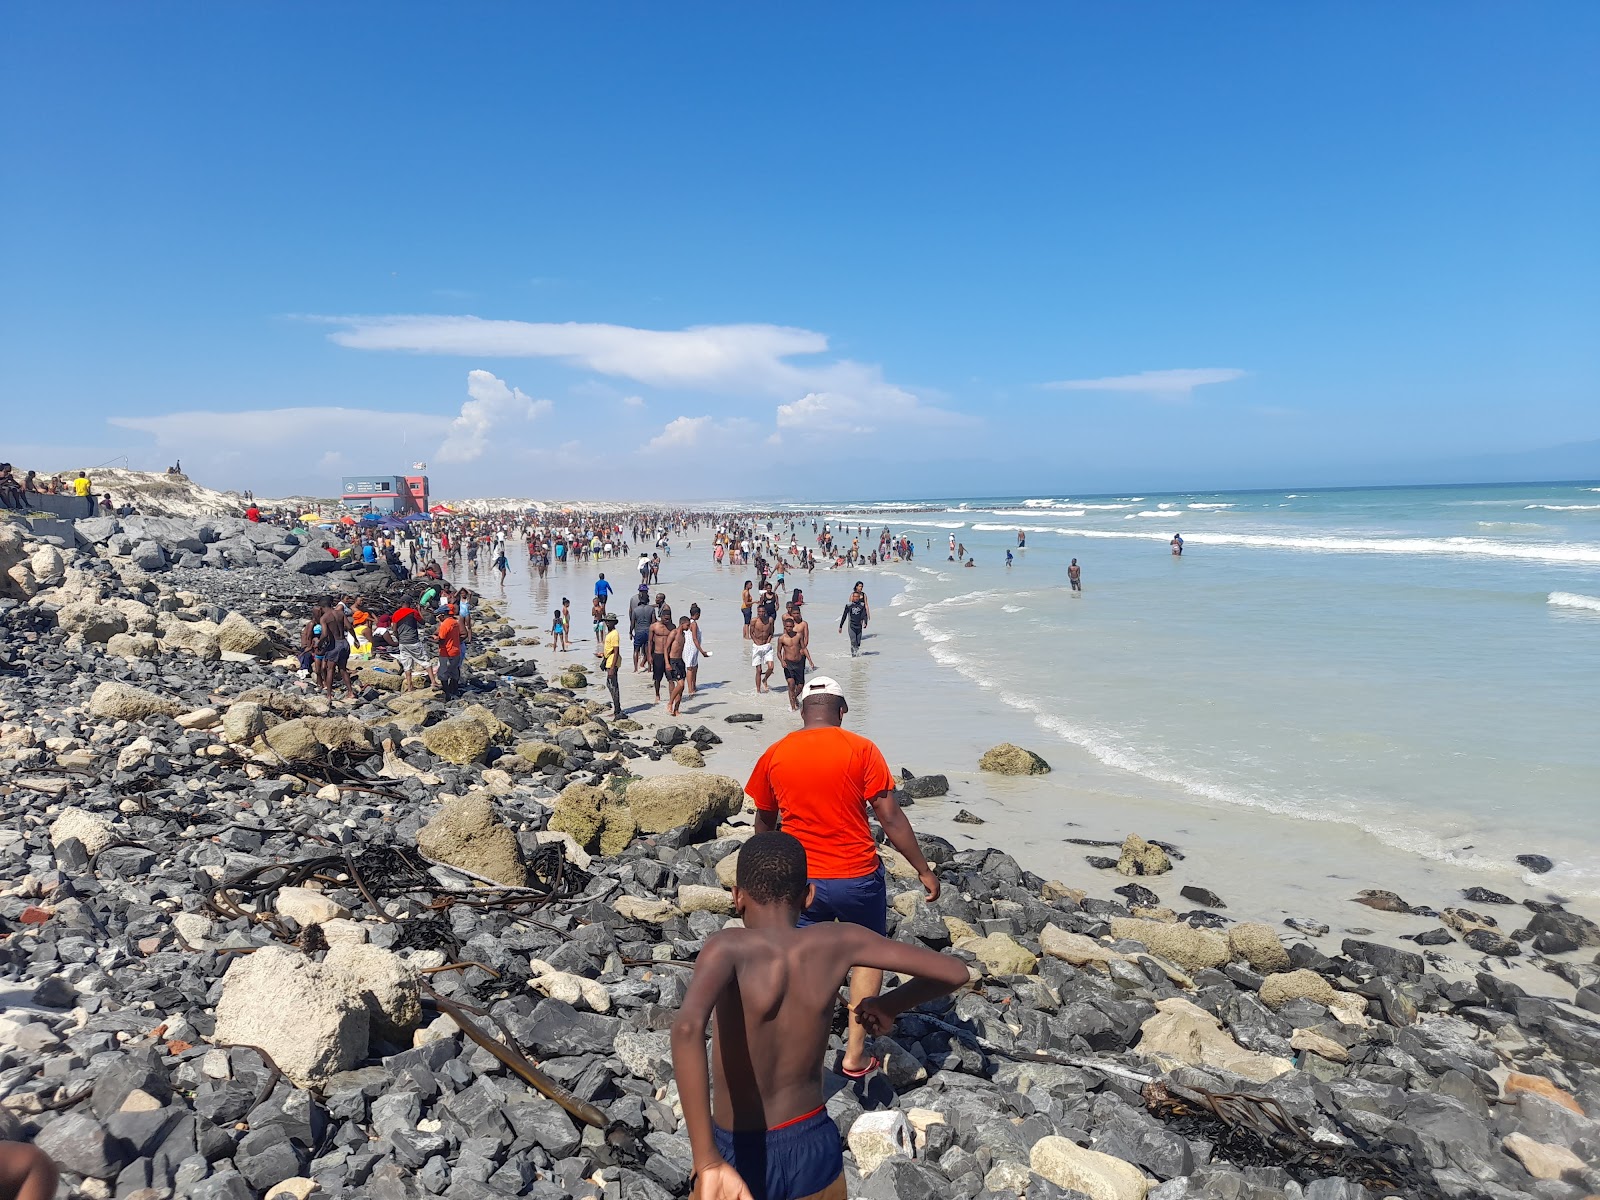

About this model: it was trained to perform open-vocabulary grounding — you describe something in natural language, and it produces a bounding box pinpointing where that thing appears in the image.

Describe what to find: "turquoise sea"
[792,481,1600,896]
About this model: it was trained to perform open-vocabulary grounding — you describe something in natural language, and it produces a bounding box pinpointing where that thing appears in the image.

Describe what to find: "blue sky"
[3,5,1596,500]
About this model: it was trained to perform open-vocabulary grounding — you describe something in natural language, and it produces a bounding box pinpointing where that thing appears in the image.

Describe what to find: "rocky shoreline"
[1,514,1598,1200]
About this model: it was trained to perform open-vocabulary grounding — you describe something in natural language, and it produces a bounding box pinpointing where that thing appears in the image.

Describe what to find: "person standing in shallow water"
[1069,558,1082,592]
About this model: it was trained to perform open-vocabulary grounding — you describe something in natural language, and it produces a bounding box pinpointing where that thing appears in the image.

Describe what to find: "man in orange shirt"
[436,605,463,699]
[745,677,941,1079]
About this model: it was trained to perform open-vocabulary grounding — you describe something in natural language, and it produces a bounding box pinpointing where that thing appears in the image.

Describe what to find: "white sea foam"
[905,601,1523,880]
[1526,504,1600,511]
[988,526,1600,565]
[971,523,1067,533]
[1187,502,1234,509]
[1001,604,1024,613]
[991,509,1086,518]
[1550,592,1600,613]
[1157,502,1177,509]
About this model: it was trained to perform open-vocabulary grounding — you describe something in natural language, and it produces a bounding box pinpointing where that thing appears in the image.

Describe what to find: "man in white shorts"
[749,602,776,693]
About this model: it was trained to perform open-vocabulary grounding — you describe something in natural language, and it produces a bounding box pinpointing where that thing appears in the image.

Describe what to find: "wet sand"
[481,532,1598,1002]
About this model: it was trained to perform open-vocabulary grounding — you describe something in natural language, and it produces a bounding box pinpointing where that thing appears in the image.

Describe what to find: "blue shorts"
[713,1106,842,1200]
[797,862,887,936]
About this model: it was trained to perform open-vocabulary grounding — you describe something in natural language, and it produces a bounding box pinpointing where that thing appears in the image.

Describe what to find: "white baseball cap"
[801,676,846,703]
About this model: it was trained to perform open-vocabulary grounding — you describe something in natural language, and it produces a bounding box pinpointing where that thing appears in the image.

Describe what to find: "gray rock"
[35,1112,131,1180]
[1341,938,1425,979]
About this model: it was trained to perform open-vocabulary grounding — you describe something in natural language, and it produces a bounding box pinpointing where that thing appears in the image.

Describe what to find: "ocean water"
[794,482,1600,896]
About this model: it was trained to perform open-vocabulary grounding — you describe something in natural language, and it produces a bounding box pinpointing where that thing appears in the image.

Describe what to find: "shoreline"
[490,535,1600,1007]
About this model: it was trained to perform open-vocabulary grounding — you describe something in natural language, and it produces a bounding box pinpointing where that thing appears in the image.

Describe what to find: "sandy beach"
[482,525,1600,1005]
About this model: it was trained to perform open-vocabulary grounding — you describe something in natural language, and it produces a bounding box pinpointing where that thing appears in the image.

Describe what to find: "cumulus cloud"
[640,415,756,454]
[436,369,553,463]
[1042,368,1248,398]
[318,313,962,433]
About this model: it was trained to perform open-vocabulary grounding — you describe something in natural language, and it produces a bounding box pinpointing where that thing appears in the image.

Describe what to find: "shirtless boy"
[750,605,776,693]
[666,615,690,716]
[650,606,674,702]
[776,615,814,711]
[671,833,967,1200]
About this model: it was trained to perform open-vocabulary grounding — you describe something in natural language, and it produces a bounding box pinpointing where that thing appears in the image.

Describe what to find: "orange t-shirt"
[437,616,462,660]
[745,726,894,880]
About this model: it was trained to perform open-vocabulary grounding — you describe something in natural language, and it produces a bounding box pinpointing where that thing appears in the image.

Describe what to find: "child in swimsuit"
[671,832,966,1200]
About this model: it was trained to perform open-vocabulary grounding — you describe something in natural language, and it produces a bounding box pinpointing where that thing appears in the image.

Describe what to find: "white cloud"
[111,406,449,447]
[1042,368,1248,398]
[640,415,756,454]
[437,369,553,464]
[621,395,646,408]
[319,313,963,433]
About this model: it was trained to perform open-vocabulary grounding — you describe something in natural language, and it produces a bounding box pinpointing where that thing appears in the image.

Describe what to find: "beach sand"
[483,530,1597,1001]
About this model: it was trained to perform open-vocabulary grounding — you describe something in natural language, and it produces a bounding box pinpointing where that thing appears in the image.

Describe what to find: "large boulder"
[50,807,117,856]
[1030,1136,1149,1200]
[88,681,182,721]
[956,932,1038,976]
[104,631,160,659]
[28,544,65,587]
[978,743,1051,775]
[460,703,515,745]
[263,718,323,762]
[159,616,222,661]
[515,741,563,767]
[1228,923,1290,973]
[422,716,492,765]
[1108,918,1228,974]
[120,516,207,551]
[129,542,167,572]
[624,773,743,837]
[304,716,372,754]
[323,942,421,1043]
[549,783,638,856]
[283,541,344,575]
[217,611,278,657]
[1116,834,1172,877]
[1259,969,1338,1011]
[212,946,368,1087]
[222,701,269,745]
[416,794,527,886]
[56,601,128,644]
[1136,996,1292,1084]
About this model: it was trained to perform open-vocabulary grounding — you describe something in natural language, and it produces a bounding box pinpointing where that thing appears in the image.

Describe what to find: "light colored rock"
[625,773,744,836]
[679,884,734,915]
[460,703,515,745]
[715,847,741,889]
[422,716,492,765]
[1502,1132,1585,1181]
[263,717,322,762]
[116,736,156,771]
[847,1110,912,1177]
[1290,1028,1350,1063]
[176,707,221,730]
[1041,924,1129,971]
[515,741,563,767]
[28,544,65,587]
[416,794,527,886]
[957,932,1039,976]
[217,611,277,657]
[613,895,679,923]
[670,743,705,768]
[105,631,160,659]
[549,782,637,856]
[274,886,352,926]
[49,807,116,856]
[222,702,268,745]
[1259,969,1338,1011]
[527,957,611,1013]
[57,601,128,643]
[1042,880,1087,905]
[1115,834,1171,877]
[264,1179,317,1200]
[89,680,182,721]
[1109,918,1228,974]
[985,1161,1038,1194]
[320,918,368,947]
[1228,922,1290,974]
[1136,996,1292,1083]
[1030,1135,1149,1200]
[324,941,421,1042]
[978,742,1052,775]
[304,716,372,754]
[614,1030,673,1084]
[1327,991,1369,1026]
[212,945,368,1087]
[880,846,919,881]
[172,912,217,948]
[160,617,222,661]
